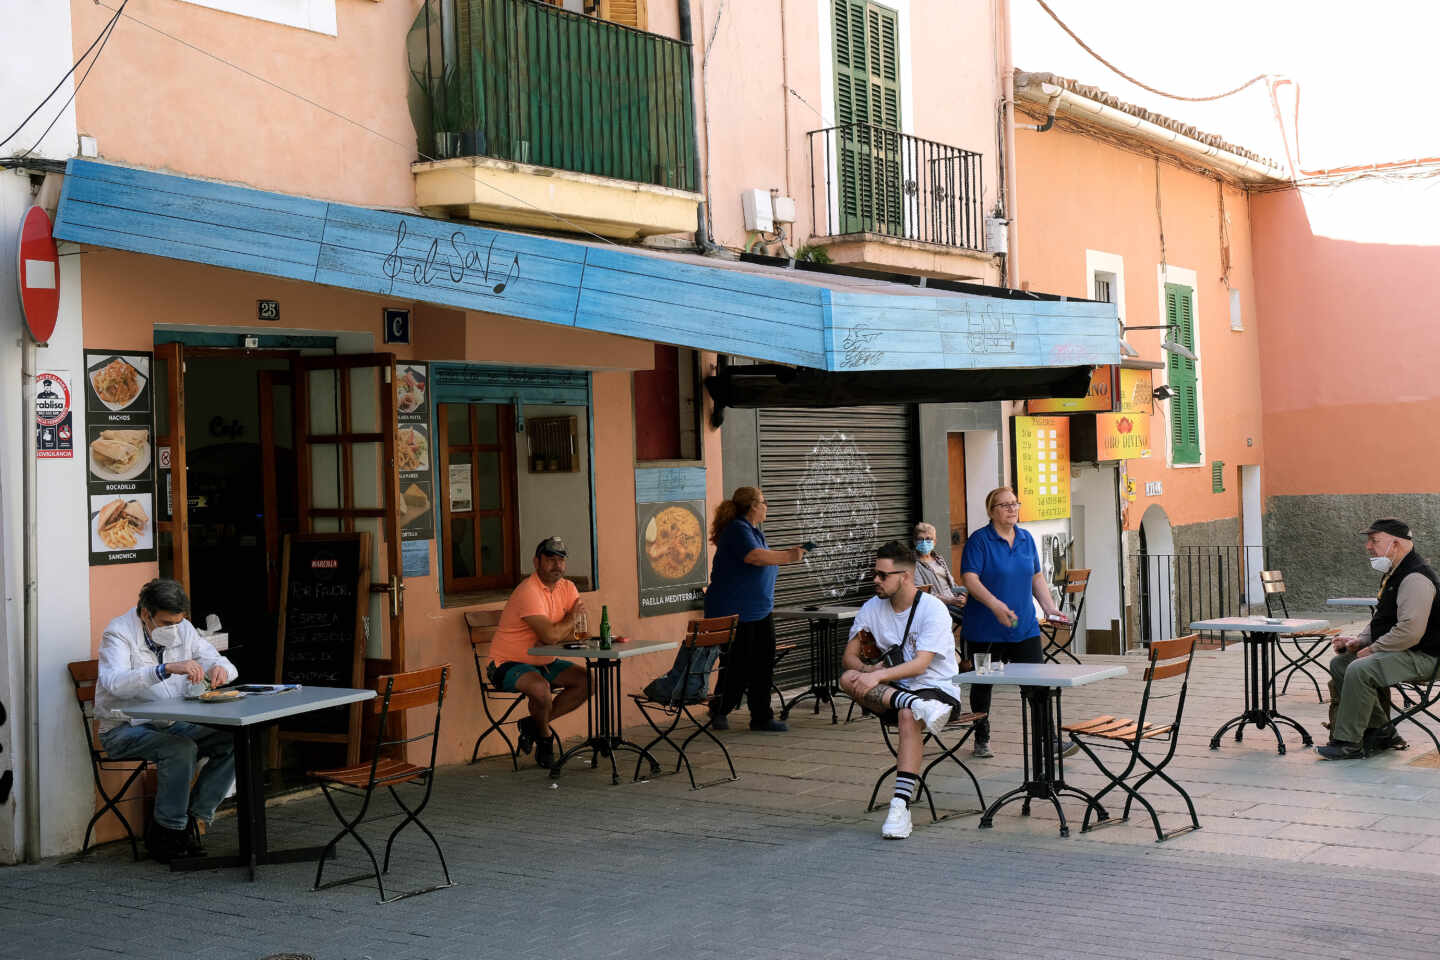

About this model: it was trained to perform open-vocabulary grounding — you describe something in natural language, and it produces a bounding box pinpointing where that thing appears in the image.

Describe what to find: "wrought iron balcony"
[411,0,699,192]
[808,123,984,250]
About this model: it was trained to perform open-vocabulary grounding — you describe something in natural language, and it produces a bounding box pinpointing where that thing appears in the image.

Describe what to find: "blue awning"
[54,159,1118,373]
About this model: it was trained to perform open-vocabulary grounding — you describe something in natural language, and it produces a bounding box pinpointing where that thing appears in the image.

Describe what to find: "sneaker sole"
[882,827,912,839]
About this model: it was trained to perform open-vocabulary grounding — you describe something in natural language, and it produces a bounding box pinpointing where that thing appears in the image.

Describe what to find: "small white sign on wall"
[1145,480,1164,497]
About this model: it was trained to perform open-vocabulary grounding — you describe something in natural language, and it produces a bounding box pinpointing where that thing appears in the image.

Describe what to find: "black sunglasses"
[870,569,904,580]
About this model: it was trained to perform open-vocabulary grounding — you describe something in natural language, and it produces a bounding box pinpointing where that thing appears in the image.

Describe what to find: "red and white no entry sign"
[18,205,60,344]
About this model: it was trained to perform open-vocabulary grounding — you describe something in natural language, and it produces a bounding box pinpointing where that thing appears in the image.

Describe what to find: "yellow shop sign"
[1027,366,1114,414]
[1096,412,1152,460]
[1118,368,1154,414]
[1014,416,1071,521]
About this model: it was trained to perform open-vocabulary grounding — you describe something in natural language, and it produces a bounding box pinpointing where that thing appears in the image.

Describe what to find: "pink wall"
[71,0,424,208]
[1014,124,1266,528]
[80,250,722,766]
[1252,185,1440,497]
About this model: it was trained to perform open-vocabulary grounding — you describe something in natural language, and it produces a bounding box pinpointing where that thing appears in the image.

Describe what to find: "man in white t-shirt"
[840,540,968,839]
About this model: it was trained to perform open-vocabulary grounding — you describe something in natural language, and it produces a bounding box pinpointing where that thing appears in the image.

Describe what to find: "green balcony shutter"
[1166,283,1201,464]
[832,0,902,235]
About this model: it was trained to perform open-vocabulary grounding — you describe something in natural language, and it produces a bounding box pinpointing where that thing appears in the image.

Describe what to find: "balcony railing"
[808,123,984,250]
[411,0,698,192]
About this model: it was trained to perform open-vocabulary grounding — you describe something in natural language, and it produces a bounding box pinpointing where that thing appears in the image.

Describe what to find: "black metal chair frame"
[467,615,560,769]
[68,660,150,861]
[866,708,987,823]
[1041,569,1090,664]
[631,616,740,789]
[1065,634,1201,842]
[312,665,454,904]
[1377,655,1440,755]
[770,641,796,718]
[1260,571,1335,703]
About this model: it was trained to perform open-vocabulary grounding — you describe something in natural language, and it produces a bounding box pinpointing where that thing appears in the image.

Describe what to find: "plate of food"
[644,505,704,581]
[185,688,246,702]
[89,356,146,411]
[93,497,151,551]
[397,366,426,414]
[89,429,151,481]
[396,425,429,472]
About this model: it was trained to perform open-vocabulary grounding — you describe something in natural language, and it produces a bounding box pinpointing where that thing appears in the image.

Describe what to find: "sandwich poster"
[395,362,434,547]
[83,349,157,565]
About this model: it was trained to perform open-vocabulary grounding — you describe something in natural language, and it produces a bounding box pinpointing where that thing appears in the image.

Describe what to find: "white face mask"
[150,622,185,650]
[1370,555,1393,574]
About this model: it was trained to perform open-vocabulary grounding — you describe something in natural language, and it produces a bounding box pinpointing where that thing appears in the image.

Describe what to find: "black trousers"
[967,634,1044,739]
[715,614,777,723]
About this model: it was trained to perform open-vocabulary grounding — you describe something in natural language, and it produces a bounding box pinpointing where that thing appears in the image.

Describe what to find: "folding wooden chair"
[630,615,739,789]
[1063,634,1200,842]
[1380,656,1440,755]
[466,610,559,768]
[867,707,987,823]
[1041,569,1089,664]
[310,665,454,903]
[68,660,150,860]
[1260,570,1338,702]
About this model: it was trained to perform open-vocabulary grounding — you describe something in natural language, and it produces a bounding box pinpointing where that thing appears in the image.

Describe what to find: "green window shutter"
[831,0,902,235]
[1166,283,1201,464]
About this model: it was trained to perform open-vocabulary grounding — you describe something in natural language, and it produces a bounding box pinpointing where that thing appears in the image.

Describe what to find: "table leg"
[1209,633,1313,754]
[780,620,840,724]
[550,659,661,785]
[978,688,1105,838]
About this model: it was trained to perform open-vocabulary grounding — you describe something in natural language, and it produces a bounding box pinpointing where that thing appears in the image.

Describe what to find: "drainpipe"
[1016,89,1061,133]
[681,0,724,254]
[997,0,1019,287]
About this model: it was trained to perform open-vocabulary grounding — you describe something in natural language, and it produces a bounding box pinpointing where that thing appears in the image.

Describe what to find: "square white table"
[529,637,678,784]
[1329,596,1378,612]
[954,663,1127,838]
[771,605,862,724]
[1190,616,1325,754]
[114,686,375,879]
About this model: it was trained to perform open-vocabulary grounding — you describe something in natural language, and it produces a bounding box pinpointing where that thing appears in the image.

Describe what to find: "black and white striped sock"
[893,771,919,806]
[892,691,918,712]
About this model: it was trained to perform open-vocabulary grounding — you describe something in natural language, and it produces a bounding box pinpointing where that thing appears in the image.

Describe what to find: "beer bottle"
[598,605,612,649]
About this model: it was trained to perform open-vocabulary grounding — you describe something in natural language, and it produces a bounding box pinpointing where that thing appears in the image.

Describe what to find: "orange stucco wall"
[80,250,723,768]
[1251,185,1440,497]
[71,0,425,209]
[1013,125,1266,529]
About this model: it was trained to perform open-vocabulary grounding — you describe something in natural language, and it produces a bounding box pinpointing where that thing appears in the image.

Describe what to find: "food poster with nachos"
[83,350,157,564]
[395,363,434,546]
[635,467,707,617]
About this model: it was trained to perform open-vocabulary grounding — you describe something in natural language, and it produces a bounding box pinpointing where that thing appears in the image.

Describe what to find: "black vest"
[1368,549,1440,658]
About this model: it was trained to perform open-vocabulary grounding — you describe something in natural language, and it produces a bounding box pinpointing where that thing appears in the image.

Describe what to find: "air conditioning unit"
[741,189,774,232]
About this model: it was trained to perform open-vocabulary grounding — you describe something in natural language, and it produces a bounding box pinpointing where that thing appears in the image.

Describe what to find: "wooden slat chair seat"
[1041,569,1090,664]
[1259,570,1330,702]
[68,659,151,860]
[310,665,454,904]
[466,610,561,768]
[867,708,987,824]
[630,615,739,789]
[1062,633,1201,842]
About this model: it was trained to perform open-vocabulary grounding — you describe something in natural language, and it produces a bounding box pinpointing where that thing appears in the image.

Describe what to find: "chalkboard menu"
[276,532,369,749]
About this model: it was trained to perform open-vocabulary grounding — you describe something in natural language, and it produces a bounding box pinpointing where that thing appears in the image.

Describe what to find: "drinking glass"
[574,610,591,647]
[974,652,992,676]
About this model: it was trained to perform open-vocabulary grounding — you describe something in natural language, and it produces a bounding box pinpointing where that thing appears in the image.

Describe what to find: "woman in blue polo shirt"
[960,486,1065,757]
[705,486,808,732]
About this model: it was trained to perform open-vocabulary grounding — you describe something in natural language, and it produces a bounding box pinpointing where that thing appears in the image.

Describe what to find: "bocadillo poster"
[83,349,157,565]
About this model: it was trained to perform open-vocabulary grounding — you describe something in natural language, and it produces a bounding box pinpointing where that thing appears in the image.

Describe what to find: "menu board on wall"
[83,350,157,566]
[635,467,707,617]
[396,362,434,547]
[1013,416,1071,522]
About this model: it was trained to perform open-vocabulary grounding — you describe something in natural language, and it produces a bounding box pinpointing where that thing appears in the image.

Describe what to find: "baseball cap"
[1364,518,1412,540]
[535,536,568,557]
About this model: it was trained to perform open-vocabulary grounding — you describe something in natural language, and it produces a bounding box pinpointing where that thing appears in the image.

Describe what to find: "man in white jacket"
[97,578,237,862]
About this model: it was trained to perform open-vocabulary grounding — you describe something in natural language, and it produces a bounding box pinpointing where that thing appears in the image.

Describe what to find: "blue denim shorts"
[488,659,578,692]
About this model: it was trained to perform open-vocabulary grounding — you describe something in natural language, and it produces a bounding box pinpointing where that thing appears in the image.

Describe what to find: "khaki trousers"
[1328,648,1436,743]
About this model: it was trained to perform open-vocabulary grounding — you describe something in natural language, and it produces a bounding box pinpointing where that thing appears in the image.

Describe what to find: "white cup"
[974,652,992,676]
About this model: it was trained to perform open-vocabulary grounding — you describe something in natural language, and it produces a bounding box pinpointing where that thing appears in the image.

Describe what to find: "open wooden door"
[292,354,406,671]
[153,342,190,595]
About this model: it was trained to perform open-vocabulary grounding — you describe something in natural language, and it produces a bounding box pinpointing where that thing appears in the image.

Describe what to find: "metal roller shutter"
[757,405,919,694]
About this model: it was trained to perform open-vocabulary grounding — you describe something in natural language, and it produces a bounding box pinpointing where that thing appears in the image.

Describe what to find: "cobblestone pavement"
[8,629,1440,960]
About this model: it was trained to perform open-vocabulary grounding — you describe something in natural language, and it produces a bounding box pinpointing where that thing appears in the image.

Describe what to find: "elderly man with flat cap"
[1319,518,1440,760]
[487,537,590,768]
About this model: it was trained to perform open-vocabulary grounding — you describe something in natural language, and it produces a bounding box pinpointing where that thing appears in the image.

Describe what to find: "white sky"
[1011,0,1437,172]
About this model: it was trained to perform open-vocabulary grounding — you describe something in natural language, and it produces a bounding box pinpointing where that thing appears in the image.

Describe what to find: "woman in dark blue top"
[960,486,1065,756]
[705,486,808,731]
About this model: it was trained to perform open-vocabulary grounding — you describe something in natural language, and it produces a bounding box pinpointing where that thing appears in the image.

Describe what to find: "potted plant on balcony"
[432,67,480,159]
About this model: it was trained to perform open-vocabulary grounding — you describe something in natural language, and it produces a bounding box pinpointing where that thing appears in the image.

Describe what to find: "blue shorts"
[488,659,579,692]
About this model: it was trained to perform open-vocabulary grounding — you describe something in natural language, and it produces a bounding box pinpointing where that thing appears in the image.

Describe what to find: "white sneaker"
[910,698,952,737]
[881,797,913,839]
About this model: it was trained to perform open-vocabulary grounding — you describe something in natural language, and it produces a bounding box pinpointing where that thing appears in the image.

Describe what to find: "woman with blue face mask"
[912,521,967,628]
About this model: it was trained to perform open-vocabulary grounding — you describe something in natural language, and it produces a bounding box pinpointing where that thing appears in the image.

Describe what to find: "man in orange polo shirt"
[487,537,590,768]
